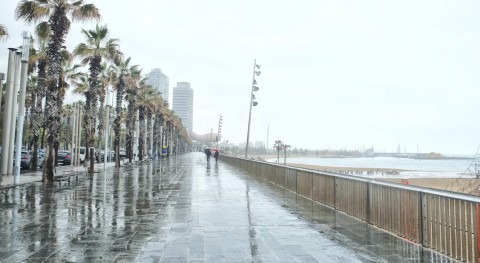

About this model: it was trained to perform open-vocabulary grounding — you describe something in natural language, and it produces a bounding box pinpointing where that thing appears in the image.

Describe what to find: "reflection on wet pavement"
[0,153,455,262]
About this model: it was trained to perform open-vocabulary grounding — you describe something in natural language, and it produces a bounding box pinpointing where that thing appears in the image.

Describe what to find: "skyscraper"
[145,68,169,103]
[172,82,193,132]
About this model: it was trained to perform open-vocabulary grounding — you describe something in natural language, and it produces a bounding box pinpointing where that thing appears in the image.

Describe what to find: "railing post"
[366,182,371,224]
[421,192,427,247]
[334,177,337,209]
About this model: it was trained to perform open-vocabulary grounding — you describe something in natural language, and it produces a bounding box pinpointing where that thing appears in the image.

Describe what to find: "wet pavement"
[0,152,455,262]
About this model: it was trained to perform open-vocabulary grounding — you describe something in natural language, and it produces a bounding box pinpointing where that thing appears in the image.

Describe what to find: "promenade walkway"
[0,153,454,262]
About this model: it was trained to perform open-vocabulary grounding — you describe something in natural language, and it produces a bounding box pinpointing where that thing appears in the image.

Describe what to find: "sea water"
[267,156,478,178]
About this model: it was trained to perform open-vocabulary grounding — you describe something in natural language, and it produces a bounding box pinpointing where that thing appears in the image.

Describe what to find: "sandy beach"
[287,163,480,195]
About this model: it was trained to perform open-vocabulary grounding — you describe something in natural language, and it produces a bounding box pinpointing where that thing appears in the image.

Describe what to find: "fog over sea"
[267,156,478,179]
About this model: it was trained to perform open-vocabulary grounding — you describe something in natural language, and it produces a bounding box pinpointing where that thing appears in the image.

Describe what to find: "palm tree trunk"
[29,94,38,170]
[97,97,104,150]
[83,98,90,160]
[114,77,124,168]
[126,93,136,163]
[147,112,152,159]
[88,56,101,171]
[44,8,69,182]
[139,106,145,161]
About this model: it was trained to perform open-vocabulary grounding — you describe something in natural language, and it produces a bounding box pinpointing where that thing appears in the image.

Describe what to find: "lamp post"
[104,89,111,169]
[1,48,17,175]
[283,144,291,165]
[245,59,261,158]
[14,31,31,182]
[8,51,22,175]
[71,102,77,168]
[216,114,223,149]
[0,73,4,114]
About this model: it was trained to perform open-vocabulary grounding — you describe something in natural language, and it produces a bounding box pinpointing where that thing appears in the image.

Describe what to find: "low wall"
[222,155,480,262]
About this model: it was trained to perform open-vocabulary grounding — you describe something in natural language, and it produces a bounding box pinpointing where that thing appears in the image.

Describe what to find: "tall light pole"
[8,52,22,175]
[216,114,223,149]
[283,144,291,165]
[14,31,31,182]
[104,89,111,169]
[245,59,261,158]
[1,48,18,175]
[0,73,4,114]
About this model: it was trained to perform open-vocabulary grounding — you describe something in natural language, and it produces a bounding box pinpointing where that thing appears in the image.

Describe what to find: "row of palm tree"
[0,24,7,40]
[8,0,190,182]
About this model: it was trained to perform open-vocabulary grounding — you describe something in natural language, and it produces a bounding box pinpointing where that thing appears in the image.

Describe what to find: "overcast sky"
[1,0,480,154]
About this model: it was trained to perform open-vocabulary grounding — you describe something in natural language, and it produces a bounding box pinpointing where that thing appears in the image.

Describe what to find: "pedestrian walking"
[214,149,219,162]
[205,148,212,162]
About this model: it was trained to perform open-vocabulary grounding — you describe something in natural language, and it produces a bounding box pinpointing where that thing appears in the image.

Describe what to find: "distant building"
[145,68,169,103]
[172,82,193,132]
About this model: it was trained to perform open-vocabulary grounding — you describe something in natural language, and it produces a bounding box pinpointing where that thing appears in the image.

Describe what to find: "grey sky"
[1,0,480,154]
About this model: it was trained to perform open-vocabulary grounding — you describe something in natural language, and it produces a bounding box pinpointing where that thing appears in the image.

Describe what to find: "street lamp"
[245,59,261,158]
[0,73,4,117]
[104,88,111,169]
[283,144,291,165]
[14,31,31,182]
[217,114,223,148]
[1,48,17,176]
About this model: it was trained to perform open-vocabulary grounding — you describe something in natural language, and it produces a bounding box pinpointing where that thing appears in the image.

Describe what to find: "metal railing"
[222,155,480,262]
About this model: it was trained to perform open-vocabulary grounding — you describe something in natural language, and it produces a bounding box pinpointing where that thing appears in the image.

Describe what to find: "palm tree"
[28,22,50,170]
[110,56,140,167]
[97,62,111,151]
[0,24,8,41]
[54,51,83,167]
[146,90,163,159]
[152,98,166,158]
[136,81,157,160]
[74,24,119,171]
[125,75,140,163]
[16,0,100,182]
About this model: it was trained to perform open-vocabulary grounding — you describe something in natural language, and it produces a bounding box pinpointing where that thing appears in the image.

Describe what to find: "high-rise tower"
[172,82,193,132]
[145,68,169,103]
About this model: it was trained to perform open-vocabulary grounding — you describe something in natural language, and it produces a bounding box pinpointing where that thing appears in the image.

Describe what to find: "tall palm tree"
[136,81,156,160]
[146,90,163,159]
[74,24,119,171]
[152,98,166,158]
[125,75,140,163]
[110,56,140,167]
[25,75,38,150]
[97,62,111,150]
[54,50,83,167]
[16,0,100,182]
[0,24,8,41]
[29,22,50,168]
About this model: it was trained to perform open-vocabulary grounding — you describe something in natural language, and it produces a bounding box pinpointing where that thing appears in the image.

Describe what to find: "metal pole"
[0,73,5,119]
[14,32,31,182]
[1,49,18,175]
[150,116,154,159]
[76,105,82,166]
[134,110,139,162]
[245,59,256,159]
[104,91,110,169]
[266,124,269,158]
[8,52,22,175]
[71,103,76,168]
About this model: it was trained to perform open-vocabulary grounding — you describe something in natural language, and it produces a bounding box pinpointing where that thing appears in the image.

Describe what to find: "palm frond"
[16,0,50,24]
[71,4,100,22]
[35,21,50,40]
[0,24,8,40]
